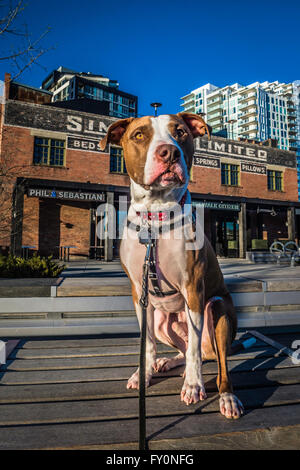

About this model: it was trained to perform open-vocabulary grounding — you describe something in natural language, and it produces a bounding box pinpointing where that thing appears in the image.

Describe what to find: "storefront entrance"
[211,213,239,257]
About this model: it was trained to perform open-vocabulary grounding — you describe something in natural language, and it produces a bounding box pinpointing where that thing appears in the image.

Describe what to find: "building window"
[33,137,65,166]
[267,170,283,191]
[110,146,127,174]
[221,163,239,186]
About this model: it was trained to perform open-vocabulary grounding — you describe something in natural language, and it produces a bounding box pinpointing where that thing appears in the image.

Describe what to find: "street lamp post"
[150,102,162,117]
[227,119,237,140]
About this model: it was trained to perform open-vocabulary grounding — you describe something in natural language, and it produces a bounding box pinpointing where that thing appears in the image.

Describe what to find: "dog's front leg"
[127,301,156,390]
[181,283,207,405]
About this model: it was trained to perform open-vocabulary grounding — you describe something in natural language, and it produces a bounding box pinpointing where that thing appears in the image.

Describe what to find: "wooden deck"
[1,327,300,450]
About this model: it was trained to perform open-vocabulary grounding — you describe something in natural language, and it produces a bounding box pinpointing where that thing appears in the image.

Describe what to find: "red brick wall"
[59,201,90,256]
[1,124,298,202]
[22,195,39,247]
[22,195,91,257]
[1,122,299,256]
[189,166,299,202]
[0,125,130,187]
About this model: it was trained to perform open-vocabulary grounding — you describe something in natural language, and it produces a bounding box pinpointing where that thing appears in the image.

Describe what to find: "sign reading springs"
[193,156,220,168]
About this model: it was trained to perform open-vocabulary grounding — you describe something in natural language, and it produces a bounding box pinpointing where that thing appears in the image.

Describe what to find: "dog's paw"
[154,355,185,373]
[153,357,171,372]
[219,393,244,419]
[180,381,207,405]
[126,369,152,390]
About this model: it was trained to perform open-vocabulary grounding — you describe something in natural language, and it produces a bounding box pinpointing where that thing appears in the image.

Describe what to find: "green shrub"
[0,253,65,278]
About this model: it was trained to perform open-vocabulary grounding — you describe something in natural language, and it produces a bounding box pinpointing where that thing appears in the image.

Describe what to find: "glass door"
[213,214,239,257]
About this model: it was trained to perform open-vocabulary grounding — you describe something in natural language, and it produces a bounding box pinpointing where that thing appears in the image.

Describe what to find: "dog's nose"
[156,144,181,163]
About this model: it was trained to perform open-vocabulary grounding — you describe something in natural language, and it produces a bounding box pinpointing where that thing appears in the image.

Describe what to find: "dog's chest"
[121,235,188,308]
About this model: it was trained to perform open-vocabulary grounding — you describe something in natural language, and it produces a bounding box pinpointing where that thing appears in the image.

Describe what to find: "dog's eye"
[135,132,144,140]
[176,128,185,138]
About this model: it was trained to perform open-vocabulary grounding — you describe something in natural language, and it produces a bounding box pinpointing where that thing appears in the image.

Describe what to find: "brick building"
[1,76,300,260]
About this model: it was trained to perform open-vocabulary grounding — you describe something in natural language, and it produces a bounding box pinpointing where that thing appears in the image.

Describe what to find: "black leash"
[138,228,153,451]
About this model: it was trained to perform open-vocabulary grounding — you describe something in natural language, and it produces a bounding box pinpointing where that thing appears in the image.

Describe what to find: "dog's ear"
[99,117,134,151]
[177,112,212,140]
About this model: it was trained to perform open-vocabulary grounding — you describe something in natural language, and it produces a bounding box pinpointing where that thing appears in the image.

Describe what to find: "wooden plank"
[13,331,260,350]
[97,424,300,450]
[10,343,173,359]
[1,352,295,373]
[0,356,298,385]
[16,337,141,349]
[1,383,300,427]
[0,402,300,449]
[0,366,137,384]
[1,367,300,404]
[10,345,279,362]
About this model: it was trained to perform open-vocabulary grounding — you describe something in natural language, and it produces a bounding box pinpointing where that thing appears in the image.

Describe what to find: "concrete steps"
[1,278,300,335]
[246,251,300,265]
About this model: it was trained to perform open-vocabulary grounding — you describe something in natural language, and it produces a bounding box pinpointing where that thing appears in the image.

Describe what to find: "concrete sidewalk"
[57,257,300,290]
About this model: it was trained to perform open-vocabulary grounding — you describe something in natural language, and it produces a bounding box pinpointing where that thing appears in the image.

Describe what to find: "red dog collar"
[136,191,187,222]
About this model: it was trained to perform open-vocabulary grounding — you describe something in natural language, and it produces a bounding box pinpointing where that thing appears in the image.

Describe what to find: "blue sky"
[0,0,300,116]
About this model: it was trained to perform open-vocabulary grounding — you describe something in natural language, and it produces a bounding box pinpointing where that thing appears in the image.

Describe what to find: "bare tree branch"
[0,1,53,246]
[0,0,24,36]
[0,0,53,80]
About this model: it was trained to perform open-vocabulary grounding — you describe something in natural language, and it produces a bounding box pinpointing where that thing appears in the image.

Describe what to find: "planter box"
[252,239,268,250]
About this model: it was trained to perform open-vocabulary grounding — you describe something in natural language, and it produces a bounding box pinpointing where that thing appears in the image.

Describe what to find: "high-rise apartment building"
[41,66,138,119]
[181,80,300,195]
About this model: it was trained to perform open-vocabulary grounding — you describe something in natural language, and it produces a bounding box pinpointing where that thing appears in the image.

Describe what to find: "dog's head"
[99,113,211,190]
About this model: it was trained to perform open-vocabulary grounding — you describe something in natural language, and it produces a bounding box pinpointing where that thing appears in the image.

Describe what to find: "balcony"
[239,118,258,129]
[207,111,222,121]
[181,97,194,107]
[184,105,195,113]
[239,107,257,118]
[239,124,258,135]
[207,103,223,113]
[239,92,257,103]
[237,87,250,97]
[207,95,222,105]
[239,100,257,110]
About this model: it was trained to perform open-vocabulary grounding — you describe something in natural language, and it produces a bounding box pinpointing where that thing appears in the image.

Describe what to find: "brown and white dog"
[100,113,244,419]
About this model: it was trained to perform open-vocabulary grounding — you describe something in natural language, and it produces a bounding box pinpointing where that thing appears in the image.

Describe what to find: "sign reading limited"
[28,188,105,202]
